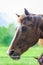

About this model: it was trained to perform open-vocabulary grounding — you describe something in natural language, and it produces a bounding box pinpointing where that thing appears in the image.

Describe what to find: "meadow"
[0,44,43,65]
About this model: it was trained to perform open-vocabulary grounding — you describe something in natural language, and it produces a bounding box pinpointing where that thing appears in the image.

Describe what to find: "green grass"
[0,44,43,65]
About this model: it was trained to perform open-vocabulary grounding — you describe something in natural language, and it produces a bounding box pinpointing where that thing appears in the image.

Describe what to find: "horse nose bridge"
[7,42,15,52]
[7,46,14,55]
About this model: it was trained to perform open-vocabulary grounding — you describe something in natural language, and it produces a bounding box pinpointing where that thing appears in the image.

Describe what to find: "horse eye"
[22,26,27,32]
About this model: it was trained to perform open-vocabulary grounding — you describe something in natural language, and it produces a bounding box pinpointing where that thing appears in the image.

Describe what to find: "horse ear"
[24,8,30,15]
[16,14,20,17]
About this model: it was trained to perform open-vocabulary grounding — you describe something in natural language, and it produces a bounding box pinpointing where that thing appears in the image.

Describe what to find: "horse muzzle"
[7,50,21,60]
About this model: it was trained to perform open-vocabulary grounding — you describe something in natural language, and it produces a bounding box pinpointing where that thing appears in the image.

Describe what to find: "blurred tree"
[0,23,16,46]
[3,33,12,46]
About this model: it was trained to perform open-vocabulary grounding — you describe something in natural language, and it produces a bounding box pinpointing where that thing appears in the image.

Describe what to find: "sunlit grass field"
[0,44,43,65]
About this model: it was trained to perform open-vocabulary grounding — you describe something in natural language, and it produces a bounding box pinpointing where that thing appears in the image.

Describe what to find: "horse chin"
[10,55,20,60]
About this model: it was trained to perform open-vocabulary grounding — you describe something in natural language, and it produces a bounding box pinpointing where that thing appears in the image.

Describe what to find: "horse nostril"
[9,50,14,56]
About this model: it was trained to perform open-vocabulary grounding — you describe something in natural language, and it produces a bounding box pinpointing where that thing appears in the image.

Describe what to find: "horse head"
[7,8,41,60]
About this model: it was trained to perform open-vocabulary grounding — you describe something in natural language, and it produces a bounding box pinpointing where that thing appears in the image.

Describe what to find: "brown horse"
[7,8,43,60]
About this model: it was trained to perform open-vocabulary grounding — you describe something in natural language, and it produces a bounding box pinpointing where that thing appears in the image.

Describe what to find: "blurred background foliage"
[0,23,16,46]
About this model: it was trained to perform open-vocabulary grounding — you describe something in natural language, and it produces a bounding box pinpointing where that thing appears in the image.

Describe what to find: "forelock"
[18,14,26,23]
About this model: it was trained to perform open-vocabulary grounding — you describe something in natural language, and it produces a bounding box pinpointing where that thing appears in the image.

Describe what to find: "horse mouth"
[10,55,20,60]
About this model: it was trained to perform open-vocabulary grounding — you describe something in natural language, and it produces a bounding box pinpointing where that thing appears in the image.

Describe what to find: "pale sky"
[0,0,43,23]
